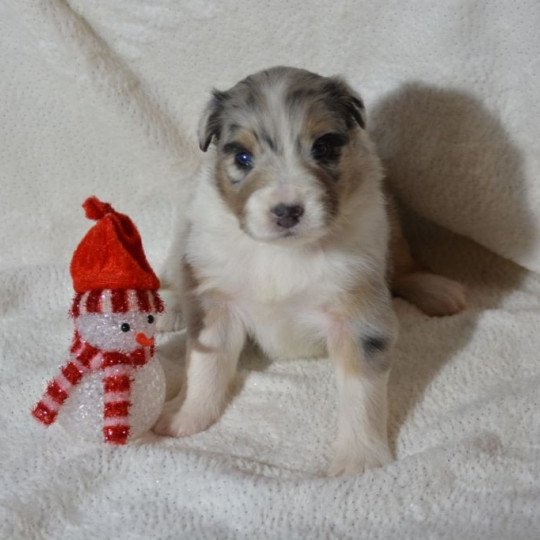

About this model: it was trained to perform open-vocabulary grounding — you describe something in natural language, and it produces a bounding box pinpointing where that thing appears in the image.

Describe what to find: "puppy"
[154,67,465,475]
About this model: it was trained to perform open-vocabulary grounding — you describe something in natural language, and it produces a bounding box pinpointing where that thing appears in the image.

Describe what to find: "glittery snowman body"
[58,357,165,443]
[58,308,166,443]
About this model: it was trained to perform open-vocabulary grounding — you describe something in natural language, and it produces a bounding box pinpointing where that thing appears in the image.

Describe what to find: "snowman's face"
[75,311,158,352]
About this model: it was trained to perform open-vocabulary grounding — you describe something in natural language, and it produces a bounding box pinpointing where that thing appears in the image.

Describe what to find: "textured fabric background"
[1,1,539,538]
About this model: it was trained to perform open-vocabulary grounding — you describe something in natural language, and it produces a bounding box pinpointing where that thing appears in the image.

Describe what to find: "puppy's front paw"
[328,441,392,476]
[153,407,216,438]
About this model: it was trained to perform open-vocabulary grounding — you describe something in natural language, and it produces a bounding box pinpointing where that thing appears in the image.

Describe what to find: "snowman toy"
[32,196,166,444]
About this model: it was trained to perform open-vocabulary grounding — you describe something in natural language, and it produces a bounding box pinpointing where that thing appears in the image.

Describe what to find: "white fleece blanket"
[1,1,539,538]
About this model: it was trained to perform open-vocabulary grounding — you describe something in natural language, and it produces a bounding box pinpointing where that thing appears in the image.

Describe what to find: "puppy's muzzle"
[271,203,304,229]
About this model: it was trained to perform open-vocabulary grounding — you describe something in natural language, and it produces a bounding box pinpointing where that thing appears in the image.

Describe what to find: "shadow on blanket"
[370,82,536,268]
[371,83,532,451]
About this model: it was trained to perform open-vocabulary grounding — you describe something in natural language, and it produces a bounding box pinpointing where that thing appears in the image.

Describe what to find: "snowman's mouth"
[136,333,154,347]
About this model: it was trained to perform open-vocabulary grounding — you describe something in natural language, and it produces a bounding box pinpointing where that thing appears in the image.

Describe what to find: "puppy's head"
[199,66,373,243]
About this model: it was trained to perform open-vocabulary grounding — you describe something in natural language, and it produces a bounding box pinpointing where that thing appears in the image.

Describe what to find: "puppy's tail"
[392,272,466,316]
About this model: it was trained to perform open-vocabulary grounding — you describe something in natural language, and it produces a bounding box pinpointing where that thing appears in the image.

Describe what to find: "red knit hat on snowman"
[70,196,164,317]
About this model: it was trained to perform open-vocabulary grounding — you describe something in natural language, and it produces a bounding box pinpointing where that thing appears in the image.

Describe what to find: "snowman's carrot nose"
[136,333,154,347]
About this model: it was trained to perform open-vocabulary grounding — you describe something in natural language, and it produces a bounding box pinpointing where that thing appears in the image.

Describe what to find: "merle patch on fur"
[362,336,388,356]
[362,336,391,371]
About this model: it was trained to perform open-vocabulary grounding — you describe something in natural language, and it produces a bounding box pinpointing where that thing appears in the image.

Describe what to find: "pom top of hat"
[70,196,160,293]
[82,196,115,220]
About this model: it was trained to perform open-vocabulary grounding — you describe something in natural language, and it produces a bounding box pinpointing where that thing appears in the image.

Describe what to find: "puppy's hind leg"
[392,271,466,317]
[389,212,466,316]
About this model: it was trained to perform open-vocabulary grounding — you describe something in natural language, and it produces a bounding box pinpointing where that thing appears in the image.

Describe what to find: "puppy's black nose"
[272,203,304,228]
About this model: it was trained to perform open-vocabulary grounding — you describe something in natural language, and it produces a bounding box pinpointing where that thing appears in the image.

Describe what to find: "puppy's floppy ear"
[325,76,366,129]
[197,90,229,152]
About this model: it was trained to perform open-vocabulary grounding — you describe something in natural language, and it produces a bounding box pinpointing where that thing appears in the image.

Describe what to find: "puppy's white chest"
[197,241,361,359]
[204,239,350,303]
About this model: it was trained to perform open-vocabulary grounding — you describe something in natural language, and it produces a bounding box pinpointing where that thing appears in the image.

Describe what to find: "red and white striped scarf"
[32,332,154,444]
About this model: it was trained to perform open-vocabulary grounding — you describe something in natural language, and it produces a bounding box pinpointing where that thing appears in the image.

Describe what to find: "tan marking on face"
[215,129,275,230]
[291,95,367,226]
[225,128,259,155]
[301,130,362,227]
[304,162,340,223]
[303,106,345,139]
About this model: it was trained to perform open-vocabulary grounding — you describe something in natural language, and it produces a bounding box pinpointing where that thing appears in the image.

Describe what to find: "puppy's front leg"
[326,305,397,476]
[154,299,245,437]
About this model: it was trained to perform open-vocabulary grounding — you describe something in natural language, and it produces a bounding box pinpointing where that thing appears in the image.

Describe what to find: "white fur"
[329,368,392,475]
[244,181,327,243]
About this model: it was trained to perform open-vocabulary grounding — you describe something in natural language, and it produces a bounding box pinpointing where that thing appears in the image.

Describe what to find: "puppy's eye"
[235,151,254,169]
[121,323,131,332]
[312,142,328,159]
[311,133,348,163]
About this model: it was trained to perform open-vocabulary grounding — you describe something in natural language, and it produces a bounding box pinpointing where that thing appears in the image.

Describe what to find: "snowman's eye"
[121,323,131,332]
[147,315,155,324]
